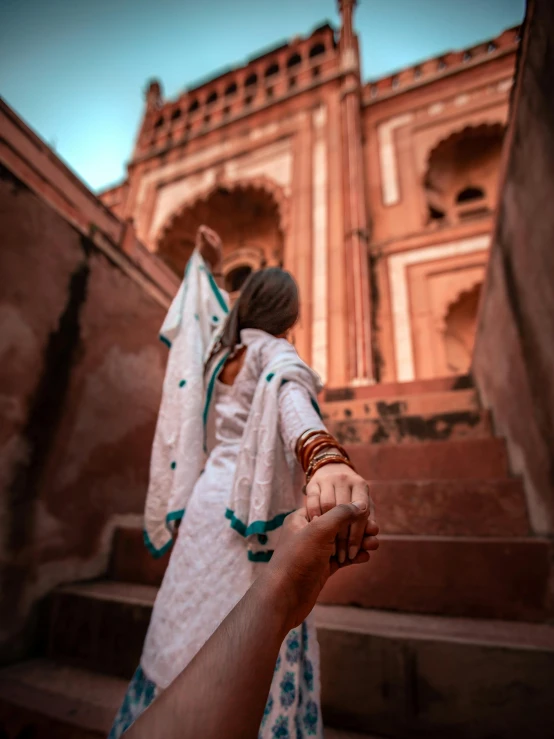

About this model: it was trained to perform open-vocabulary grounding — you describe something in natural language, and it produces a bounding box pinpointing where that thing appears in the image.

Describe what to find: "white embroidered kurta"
[141,330,326,738]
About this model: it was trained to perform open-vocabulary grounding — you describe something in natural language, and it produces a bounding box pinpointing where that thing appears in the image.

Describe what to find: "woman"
[110,226,371,739]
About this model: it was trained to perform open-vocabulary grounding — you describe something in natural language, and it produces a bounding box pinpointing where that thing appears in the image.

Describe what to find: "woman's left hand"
[305,463,371,566]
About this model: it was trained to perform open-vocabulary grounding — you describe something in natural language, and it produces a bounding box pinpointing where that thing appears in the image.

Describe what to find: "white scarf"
[143,250,229,556]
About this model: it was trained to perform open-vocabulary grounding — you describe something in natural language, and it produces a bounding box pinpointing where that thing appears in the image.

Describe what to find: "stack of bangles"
[295,429,355,488]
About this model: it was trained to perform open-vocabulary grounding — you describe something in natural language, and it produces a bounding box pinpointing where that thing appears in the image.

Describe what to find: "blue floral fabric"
[259,618,322,739]
[108,666,158,739]
[109,621,321,739]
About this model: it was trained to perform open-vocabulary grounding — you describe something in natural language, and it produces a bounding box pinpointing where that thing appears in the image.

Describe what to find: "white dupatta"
[143,249,229,556]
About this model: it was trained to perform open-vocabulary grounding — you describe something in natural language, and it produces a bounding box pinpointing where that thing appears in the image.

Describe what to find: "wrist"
[252,569,297,636]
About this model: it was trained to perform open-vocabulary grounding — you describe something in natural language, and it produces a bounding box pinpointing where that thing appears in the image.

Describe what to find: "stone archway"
[423,123,506,226]
[443,283,482,374]
[155,182,286,286]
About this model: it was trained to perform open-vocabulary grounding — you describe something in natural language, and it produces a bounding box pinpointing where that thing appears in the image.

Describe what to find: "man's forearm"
[126,573,290,739]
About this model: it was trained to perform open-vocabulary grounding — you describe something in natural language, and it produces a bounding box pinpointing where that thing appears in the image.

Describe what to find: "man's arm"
[126,503,379,739]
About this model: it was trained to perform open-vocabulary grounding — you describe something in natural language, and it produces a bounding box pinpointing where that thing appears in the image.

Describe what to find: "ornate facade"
[100,2,519,388]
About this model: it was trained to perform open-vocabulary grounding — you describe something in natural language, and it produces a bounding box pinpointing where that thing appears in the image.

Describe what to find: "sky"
[0,0,525,193]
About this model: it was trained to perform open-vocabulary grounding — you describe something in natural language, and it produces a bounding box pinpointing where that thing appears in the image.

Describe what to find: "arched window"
[265,63,279,78]
[456,186,485,204]
[154,115,164,128]
[245,73,258,88]
[225,265,253,293]
[188,99,199,113]
[206,91,218,105]
[171,109,182,121]
[428,204,446,222]
[225,82,238,97]
[287,53,302,68]
[309,43,325,58]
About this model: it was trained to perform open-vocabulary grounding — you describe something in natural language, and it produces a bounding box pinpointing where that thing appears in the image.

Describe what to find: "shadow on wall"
[0,167,167,663]
[472,0,554,536]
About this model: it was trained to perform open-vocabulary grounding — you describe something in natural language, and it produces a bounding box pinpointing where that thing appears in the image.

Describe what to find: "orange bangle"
[302,438,334,469]
[300,433,334,470]
[296,429,330,463]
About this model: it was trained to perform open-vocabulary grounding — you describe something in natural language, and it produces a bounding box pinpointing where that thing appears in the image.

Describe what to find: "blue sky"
[0,0,525,193]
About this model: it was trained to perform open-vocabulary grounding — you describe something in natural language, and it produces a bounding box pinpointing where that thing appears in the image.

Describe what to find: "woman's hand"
[196,225,222,273]
[305,462,371,566]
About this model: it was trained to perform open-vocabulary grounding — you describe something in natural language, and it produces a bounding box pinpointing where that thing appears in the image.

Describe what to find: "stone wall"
[0,166,166,660]
[473,0,554,535]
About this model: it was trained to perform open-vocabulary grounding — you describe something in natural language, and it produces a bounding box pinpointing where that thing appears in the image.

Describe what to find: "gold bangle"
[305,452,353,483]
[306,456,354,485]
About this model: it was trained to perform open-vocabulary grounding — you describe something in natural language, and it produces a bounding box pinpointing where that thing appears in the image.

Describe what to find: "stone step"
[346,437,510,480]
[23,595,554,739]
[371,478,529,537]
[319,535,551,621]
[321,388,479,423]
[326,408,491,445]
[108,478,529,588]
[0,659,126,737]
[0,659,380,738]
[46,581,156,681]
[323,374,473,402]
[316,604,554,739]
[49,539,550,683]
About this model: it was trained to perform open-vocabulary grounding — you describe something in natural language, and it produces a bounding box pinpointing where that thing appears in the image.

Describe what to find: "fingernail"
[349,546,357,560]
[353,501,367,511]
[339,550,346,564]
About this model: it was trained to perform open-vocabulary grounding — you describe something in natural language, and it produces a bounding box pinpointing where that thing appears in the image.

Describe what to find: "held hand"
[196,225,223,272]
[265,503,379,630]
[305,463,371,566]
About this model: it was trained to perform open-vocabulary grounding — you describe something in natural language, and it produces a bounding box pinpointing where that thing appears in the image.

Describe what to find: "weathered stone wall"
[0,166,166,660]
[473,0,554,535]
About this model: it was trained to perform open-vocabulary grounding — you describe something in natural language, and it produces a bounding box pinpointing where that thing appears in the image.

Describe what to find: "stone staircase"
[1,377,553,738]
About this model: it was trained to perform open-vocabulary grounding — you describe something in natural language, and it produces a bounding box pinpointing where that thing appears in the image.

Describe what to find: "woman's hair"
[209,267,299,364]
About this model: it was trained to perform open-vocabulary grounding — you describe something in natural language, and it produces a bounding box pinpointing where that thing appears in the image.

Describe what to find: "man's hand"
[196,225,222,273]
[263,503,379,631]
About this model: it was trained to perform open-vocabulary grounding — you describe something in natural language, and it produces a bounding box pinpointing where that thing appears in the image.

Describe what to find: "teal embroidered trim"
[203,352,230,451]
[310,396,323,419]
[159,335,171,348]
[225,508,292,537]
[143,529,173,559]
[166,509,185,523]
[201,266,229,315]
[248,550,274,563]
